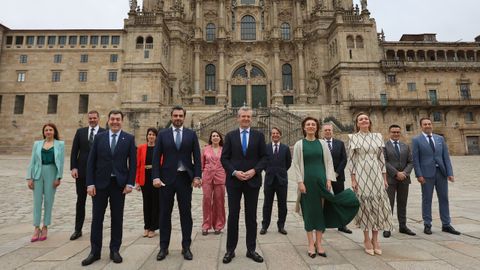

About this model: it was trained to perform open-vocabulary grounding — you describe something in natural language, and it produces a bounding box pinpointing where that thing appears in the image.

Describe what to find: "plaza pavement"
[0,154,479,270]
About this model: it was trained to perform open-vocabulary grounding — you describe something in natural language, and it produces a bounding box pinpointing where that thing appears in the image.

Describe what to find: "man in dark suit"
[412,118,460,235]
[321,124,351,234]
[383,124,415,238]
[221,107,268,264]
[260,127,291,235]
[70,110,105,241]
[81,110,136,266]
[152,105,202,261]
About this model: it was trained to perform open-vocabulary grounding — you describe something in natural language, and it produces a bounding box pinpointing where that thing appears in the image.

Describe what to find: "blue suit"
[86,130,136,255]
[152,127,201,250]
[412,133,453,226]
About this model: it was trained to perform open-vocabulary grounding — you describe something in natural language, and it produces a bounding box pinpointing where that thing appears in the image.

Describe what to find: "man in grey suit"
[383,125,415,238]
[412,118,460,235]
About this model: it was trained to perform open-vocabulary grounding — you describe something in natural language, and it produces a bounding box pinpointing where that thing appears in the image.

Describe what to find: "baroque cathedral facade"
[0,0,479,155]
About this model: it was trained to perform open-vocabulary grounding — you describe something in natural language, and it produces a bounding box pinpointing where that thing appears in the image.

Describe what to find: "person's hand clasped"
[135,184,141,191]
[417,176,425,184]
[235,171,248,181]
[87,186,96,197]
[192,178,202,188]
[123,186,133,194]
[396,171,406,181]
[153,178,165,188]
[351,177,358,192]
[298,182,307,194]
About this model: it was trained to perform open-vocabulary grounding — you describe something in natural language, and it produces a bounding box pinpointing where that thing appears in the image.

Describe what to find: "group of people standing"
[24,106,460,266]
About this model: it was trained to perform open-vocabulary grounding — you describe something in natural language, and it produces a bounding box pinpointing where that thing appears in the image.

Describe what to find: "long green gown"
[300,139,360,232]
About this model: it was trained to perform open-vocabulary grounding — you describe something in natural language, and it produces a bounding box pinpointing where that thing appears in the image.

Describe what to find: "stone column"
[296,42,307,104]
[272,41,283,105]
[295,0,302,26]
[192,43,202,104]
[218,0,226,38]
[217,41,227,104]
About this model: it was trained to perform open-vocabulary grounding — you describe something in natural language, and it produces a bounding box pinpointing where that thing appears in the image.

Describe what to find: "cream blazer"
[292,139,336,213]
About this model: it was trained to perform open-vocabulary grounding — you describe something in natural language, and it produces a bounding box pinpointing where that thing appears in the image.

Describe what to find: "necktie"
[175,128,181,150]
[89,128,94,145]
[427,135,435,152]
[110,133,117,154]
[327,140,332,152]
[274,143,279,155]
[394,141,400,156]
[241,129,248,155]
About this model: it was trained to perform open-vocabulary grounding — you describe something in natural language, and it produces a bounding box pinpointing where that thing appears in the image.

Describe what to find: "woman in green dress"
[293,117,359,258]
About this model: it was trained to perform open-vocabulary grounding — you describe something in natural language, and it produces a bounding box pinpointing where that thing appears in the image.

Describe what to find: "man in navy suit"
[321,124,352,234]
[81,110,136,266]
[260,127,292,235]
[152,105,202,261]
[412,118,460,235]
[221,107,268,264]
[70,110,105,241]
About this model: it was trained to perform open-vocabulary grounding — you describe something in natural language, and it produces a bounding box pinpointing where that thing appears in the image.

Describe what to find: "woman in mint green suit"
[26,123,64,242]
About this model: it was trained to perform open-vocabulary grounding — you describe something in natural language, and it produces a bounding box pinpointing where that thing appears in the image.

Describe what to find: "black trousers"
[386,181,410,228]
[74,176,88,232]
[159,171,193,250]
[141,169,159,231]
[261,177,287,230]
[226,183,260,252]
[90,177,125,255]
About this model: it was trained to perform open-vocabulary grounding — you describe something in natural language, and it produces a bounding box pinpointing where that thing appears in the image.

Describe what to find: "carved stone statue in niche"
[361,0,368,11]
[306,71,320,95]
[179,73,192,96]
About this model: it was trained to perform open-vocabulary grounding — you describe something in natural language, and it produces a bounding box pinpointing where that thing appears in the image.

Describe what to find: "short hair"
[321,123,333,130]
[108,110,124,120]
[42,123,60,140]
[171,105,186,116]
[419,117,431,125]
[237,106,252,116]
[88,110,99,117]
[208,130,224,146]
[271,127,282,136]
[145,127,158,140]
[301,117,320,139]
[389,124,401,130]
[354,112,372,132]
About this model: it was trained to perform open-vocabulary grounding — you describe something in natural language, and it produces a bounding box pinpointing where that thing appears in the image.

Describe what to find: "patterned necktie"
[89,128,94,145]
[394,141,400,156]
[274,143,279,155]
[241,129,248,155]
[110,133,117,154]
[175,128,181,150]
[327,140,332,152]
[427,135,435,152]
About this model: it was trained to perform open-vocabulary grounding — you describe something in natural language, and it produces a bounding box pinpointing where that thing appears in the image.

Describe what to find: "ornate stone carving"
[306,71,320,95]
[361,0,368,11]
[130,0,138,12]
[179,72,192,96]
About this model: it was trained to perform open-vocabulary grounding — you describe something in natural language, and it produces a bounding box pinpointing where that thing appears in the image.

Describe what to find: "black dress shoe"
[307,251,316,258]
[246,250,264,263]
[110,251,123,263]
[383,231,391,238]
[222,251,235,264]
[278,228,288,235]
[338,226,352,234]
[182,248,193,260]
[70,231,82,241]
[442,225,461,235]
[424,225,432,235]
[156,248,169,261]
[399,227,416,236]
[259,228,267,235]
[317,252,327,257]
[81,253,100,266]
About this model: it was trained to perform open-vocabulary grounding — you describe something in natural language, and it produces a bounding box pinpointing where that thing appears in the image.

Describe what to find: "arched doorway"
[230,64,268,108]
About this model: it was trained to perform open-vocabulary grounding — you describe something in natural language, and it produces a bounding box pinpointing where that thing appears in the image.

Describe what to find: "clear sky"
[0,0,478,42]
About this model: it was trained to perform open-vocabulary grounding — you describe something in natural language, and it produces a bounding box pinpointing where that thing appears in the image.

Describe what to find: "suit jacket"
[70,126,106,179]
[86,130,136,189]
[221,128,268,188]
[384,140,413,184]
[326,138,347,182]
[264,142,292,187]
[26,139,65,180]
[152,127,202,185]
[201,144,226,185]
[412,133,453,178]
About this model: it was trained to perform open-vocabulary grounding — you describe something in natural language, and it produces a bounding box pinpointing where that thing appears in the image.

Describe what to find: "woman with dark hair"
[348,112,393,256]
[292,117,359,258]
[135,127,159,238]
[201,130,226,235]
[26,123,65,242]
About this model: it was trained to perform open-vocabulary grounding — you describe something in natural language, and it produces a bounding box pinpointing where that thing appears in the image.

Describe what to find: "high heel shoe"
[31,227,40,242]
[364,241,374,256]
[315,244,327,257]
[372,240,382,255]
[39,226,47,241]
[307,250,316,258]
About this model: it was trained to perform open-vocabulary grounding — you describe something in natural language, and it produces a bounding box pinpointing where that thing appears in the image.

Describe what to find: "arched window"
[233,65,248,78]
[241,0,255,4]
[282,64,293,90]
[346,35,354,49]
[136,36,144,49]
[281,23,291,40]
[355,35,364,48]
[205,64,216,91]
[251,66,265,77]
[241,15,256,40]
[145,36,153,49]
[206,23,216,42]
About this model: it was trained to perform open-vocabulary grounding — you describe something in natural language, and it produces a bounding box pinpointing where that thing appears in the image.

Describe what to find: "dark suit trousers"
[159,171,193,250]
[331,180,345,195]
[226,183,260,252]
[262,177,287,230]
[386,181,409,228]
[90,177,125,255]
[74,176,88,232]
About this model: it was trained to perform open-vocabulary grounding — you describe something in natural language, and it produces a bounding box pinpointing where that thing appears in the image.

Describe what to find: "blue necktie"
[241,129,248,155]
[110,133,117,154]
[175,128,181,150]
[394,141,400,156]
